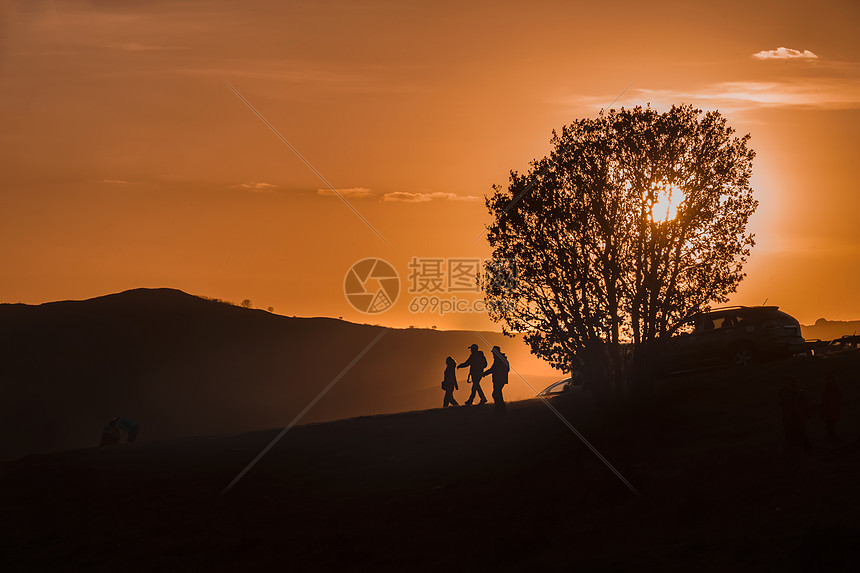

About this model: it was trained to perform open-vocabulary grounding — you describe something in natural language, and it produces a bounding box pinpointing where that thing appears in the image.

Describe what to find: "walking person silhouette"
[442,356,459,407]
[458,344,488,405]
[484,345,510,415]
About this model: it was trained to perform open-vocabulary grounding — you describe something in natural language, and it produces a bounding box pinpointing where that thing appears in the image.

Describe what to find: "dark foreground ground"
[3,354,860,572]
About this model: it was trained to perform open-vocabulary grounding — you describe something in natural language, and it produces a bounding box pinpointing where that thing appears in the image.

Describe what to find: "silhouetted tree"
[483,105,757,398]
[240,299,253,309]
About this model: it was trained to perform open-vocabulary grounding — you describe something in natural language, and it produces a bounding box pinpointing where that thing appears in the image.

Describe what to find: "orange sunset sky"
[2,0,860,331]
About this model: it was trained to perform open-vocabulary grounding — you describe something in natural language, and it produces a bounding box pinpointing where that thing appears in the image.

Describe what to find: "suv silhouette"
[661,306,805,373]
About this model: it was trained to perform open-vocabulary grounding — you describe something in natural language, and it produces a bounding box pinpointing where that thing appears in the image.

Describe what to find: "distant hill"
[801,318,860,341]
[0,288,559,460]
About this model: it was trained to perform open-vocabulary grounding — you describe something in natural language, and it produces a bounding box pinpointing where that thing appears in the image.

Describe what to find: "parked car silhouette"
[538,375,585,397]
[661,306,805,373]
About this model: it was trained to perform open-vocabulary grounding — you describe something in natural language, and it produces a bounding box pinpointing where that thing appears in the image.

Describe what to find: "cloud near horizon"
[316,187,375,198]
[236,182,277,191]
[381,191,482,203]
[315,188,482,203]
[753,47,819,60]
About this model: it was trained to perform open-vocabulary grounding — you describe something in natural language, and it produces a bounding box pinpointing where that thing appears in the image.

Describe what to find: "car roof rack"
[679,304,780,323]
[707,305,779,312]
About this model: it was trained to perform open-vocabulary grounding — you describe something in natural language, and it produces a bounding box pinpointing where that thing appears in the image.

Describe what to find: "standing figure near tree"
[484,345,510,415]
[458,344,488,405]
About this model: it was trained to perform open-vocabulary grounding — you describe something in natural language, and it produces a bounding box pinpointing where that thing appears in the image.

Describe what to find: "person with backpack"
[441,356,460,408]
[485,345,510,415]
[458,344,487,405]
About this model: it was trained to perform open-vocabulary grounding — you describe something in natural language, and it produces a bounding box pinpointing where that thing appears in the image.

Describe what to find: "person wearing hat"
[458,344,488,405]
[484,345,510,415]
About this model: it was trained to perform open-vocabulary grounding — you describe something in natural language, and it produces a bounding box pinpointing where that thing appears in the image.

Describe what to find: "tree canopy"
[483,104,757,386]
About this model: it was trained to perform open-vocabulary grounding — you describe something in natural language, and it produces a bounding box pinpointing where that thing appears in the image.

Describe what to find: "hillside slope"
[0,288,558,460]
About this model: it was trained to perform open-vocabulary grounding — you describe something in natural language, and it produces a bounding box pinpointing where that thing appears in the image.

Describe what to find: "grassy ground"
[3,354,860,571]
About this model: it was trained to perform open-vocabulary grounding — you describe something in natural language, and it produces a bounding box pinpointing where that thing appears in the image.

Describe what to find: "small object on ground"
[98,421,121,447]
[113,417,140,443]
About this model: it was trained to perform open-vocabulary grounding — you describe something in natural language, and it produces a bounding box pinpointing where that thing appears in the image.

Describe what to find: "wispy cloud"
[381,191,481,203]
[235,182,277,191]
[636,79,860,110]
[559,74,860,113]
[753,47,819,61]
[316,187,375,199]
[102,179,130,185]
[314,188,480,202]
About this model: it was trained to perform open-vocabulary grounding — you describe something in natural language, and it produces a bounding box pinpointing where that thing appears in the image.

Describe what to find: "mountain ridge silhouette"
[801,317,860,341]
